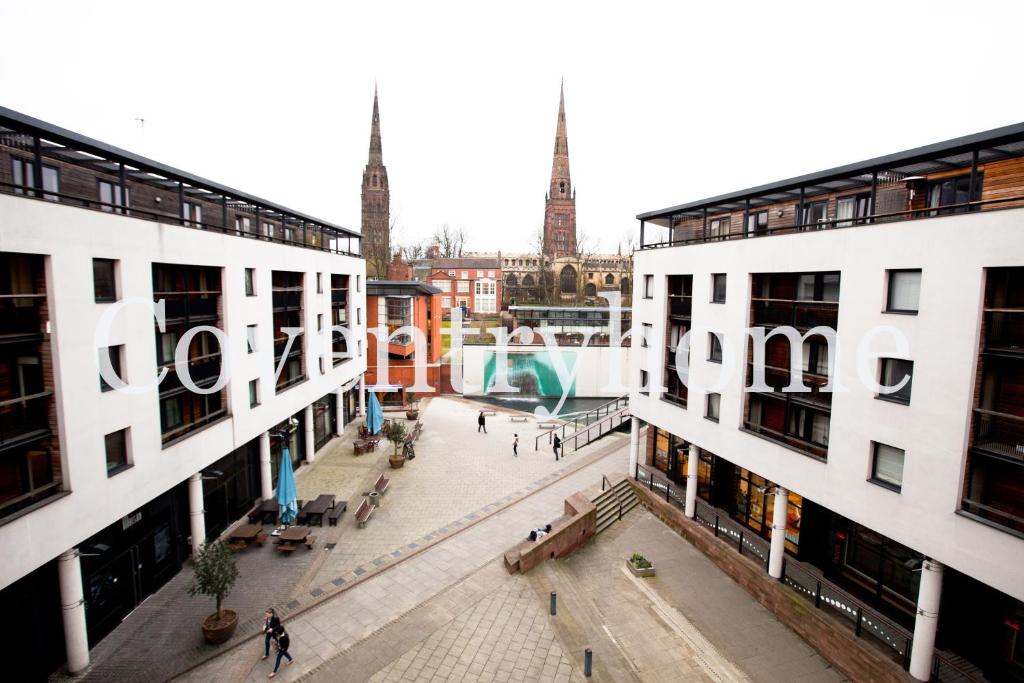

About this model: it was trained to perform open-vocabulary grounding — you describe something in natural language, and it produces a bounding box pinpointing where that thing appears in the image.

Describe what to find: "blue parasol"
[277,447,298,525]
[367,391,384,435]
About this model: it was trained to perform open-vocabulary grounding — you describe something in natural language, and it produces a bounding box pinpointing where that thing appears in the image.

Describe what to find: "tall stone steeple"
[543,81,576,258]
[362,84,390,276]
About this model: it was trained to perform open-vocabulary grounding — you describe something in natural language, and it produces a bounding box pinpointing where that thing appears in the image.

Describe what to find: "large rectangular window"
[801,200,828,229]
[245,268,256,296]
[745,210,768,236]
[927,173,982,215]
[707,216,730,241]
[711,274,726,303]
[105,428,130,475]
[836,193,871,227]
[11,157,59,200]
[871,442,905,491]
[878,358,913,404]
[643,275,654,299]
[93,258,117,302]
[97,180,130,214]
[886,270,921,314]
[182,201,203,226]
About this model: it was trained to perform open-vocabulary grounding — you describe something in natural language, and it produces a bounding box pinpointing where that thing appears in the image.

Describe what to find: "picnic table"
[248,499,278,524]
[275,525,314,553]
[300,494,335,527]
[226,523,266,550]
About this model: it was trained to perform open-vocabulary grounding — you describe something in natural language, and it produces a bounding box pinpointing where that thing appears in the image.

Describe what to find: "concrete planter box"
[627,558,655,578]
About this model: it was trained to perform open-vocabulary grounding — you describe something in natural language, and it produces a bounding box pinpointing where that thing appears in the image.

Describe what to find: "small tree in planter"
[188,540,240,644]
[627,551,655,577]
[405,392,420,420]
[384,419,408,469]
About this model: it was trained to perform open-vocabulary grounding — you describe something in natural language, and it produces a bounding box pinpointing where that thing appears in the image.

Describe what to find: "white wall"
[462,344,631,397]
[0,196,366,587]
[631,207,1024,602]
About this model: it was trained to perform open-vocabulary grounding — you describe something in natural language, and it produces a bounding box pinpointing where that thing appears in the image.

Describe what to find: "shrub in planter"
[627,551,655,577]
[385,419,408,468]
[188,541,240,644]
[405,392,420,420]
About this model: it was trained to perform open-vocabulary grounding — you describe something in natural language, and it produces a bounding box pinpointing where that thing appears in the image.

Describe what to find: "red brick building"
[425,258,501,317]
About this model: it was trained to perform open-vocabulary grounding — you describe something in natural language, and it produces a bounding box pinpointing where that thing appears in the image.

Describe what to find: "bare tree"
[432,224,466,258]
[399,240,427,261]
[529,226,555,305]
[567,229,600,303]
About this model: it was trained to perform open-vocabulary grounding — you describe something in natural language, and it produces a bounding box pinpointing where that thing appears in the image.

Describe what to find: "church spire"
[368,83,383,165]
[550,79,571,199]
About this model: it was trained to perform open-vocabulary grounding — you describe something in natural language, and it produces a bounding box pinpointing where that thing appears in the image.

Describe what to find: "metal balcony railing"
[156,292,219,322]
[0,390,52,446]
[0,295,45,339]
[750,298,839,329]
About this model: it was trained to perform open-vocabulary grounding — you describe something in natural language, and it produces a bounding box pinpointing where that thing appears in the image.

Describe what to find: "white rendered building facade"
[630,123,1024,682]
[0,107,367,678]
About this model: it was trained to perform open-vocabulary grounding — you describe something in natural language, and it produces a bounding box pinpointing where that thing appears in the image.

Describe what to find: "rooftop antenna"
[134,116,145,153]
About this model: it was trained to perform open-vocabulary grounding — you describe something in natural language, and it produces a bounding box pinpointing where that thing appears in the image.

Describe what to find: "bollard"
[550,592,557,616]
[584,648,593,677]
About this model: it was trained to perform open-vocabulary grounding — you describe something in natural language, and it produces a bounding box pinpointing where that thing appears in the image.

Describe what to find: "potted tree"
[188,540,240,644]
[627,552,655,578]
[405,392,420,420]
[385,419,408,469]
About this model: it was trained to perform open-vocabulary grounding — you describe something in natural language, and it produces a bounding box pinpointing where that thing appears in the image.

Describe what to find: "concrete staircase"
[593,476,638,534]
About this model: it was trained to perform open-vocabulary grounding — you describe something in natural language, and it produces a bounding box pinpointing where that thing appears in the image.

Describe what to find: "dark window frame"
[244,268,256,297]
[99,344,124,392]
[643,274,654,299]
[104,428,131,476]
[706,392,721,422]
[877,358,913,405]
[885,269,922,315]
[96,178,130,215]
[708,332,723,363]
[870,441,904,492]
[711,273,727,303]
[93,258,117,303]
[249,378,260,408]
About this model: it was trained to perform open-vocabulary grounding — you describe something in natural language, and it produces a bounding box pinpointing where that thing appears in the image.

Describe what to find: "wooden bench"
[304,535,317,549]
[276,543,297,554]
[225,541,247,552]
[537,422,559,429]
[508,416,528,423]
[481,410,497,416]
[327,501,348,527]
[355,498,374,528]
[373,473,390,496]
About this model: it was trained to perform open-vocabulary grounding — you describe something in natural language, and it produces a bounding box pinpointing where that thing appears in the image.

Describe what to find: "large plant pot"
[405,409,419,420]
[626,558,655,578]
[389,453,405,469]
[201,608,238,644]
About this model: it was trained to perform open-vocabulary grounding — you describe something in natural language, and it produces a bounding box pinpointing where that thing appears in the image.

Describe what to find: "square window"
[871,442,904,491]
[708,332,723,363]
[249,379,260,408]
[317,273,323,294]
[878,358,913,404]
[245,268,256,296]
[246,324,258,354]
[706,393,721,421]
[105,428,130,475]
[886,270,921,314]
[711,274,726,303]
[93,258,117,302]
[643,274,654,299]
[99,345,124,392]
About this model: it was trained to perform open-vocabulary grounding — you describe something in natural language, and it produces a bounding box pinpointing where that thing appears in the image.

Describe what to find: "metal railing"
[600,474,625,523]
[633,464,989,682]
[0,391,52,446]
[534,395,629,451]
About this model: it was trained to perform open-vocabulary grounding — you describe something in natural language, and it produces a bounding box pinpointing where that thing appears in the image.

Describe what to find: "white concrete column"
[628,417,640,477]
[188,473,206,556]
[909,559,944,681]
[358,374,366,417]
[58,548,89,674]
[259,431,273,501]
[304,403,316,464]
[768,486,789,579]
[335,386,346,437]
[684,445,699,519]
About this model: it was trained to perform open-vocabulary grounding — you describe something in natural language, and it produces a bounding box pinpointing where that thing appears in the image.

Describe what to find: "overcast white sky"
[2,1,1021,254]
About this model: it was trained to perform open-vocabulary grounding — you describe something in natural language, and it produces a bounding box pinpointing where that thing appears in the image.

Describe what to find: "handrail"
[641,194,1024,250]
[534,394,628,451]
[601,474,625,522]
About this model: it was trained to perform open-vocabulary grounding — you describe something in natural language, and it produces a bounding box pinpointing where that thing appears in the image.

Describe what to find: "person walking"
[261,608,281,660]
[268,625,293,678]
[513,434,519,457]
[478,410,487,433]
[553,434,562,461]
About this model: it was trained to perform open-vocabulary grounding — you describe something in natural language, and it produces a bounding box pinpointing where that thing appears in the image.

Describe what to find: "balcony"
[751,299,838,330]
[157,292,219,323]
[972,409,1024,462]
[158,353,224,395]
[271,289,302,311]
[331,289,349,305]
[0,295,45,341]
[668,296,692,319]
[0,391,52,448]
[742,418,829,460]
[983,309,1024,356]
[962,448,1024,536]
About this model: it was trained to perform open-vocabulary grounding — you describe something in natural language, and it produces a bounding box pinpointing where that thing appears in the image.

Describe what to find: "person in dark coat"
[261,608,281,660]
[513,434,519,457]
[478,410,487,433]
[553,434,562,461]
[269,625,293,678]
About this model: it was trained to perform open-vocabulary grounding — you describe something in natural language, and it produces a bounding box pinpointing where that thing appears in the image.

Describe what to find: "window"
[878,358,913,404]
[104,428,130,475]
[246,324,258,354]
[605,273,614,286]
[431,279,451,292]
[262,222,275,239]
[711,274,726,303]
[97,180,130,214]
[802,339,830,376]
[11,157,59,200]
[442,296,452,308]
[93,258,117,302]
[249,379,260,408]
[643,275,654,299]
[708,216,729,240]
[182,201,203,226]
[356,275,362,292]
[708,332,723,363]
[99,345,124,392]
[788,406,830,447]
[319,357,325,374]
[235,216,251,234]
[797,272,840,302]
[836,193,871,227]
[457,280,469,293]
[245,268,256,296]
[641,323,652,348]
[460,271,468,279]
[357,339,363,357]
[316,273,323,294]
[357,308,362,325]
[927,173,982,216]
[448,270,455,277]
[801,200,828,229]
[871,442,904,491]
[488,270,495,278]
[706,393,721,422]
[640,369,649,395]
[317,313,324,332]
[745,210,768,236]
[886,269,921,314]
